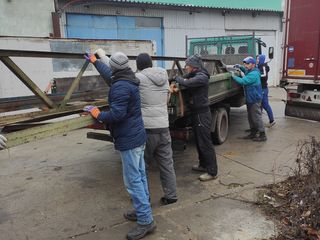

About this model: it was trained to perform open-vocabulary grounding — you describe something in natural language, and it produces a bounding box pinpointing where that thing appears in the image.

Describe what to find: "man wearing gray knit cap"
[84,51,156,240]
[109,52,130,71]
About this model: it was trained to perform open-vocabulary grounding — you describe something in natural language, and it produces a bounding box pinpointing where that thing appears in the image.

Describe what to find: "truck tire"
[211,108,229,145]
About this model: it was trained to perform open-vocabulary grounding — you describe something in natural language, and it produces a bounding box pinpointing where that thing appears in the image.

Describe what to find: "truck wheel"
[212,108,229,145]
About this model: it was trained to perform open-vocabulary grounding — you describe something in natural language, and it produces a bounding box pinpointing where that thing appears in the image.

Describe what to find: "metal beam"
[0,49,217,62]
[59,61,89,107]
[0,56,55,109]
[0,100,107,127]
[3,115,96,149]
[0,89,108,113]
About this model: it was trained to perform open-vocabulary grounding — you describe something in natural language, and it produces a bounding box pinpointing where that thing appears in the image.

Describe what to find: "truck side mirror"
[268,47,274,59]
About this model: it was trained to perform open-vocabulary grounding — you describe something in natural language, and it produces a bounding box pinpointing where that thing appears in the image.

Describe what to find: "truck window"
[222,43,249,55]
[193,44,217,56]
[225,46,235,54]
[238,45,248,54]
[207,45,218,55]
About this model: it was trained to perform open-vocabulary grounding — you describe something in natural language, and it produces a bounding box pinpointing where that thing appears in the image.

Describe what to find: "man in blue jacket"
[233,56,267,141]
[84,51,156,240]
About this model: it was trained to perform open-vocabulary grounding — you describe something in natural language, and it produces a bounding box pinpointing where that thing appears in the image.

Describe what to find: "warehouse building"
[0,0,283,98]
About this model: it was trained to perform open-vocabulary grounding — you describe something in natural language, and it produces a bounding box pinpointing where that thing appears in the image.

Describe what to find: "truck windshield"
[187,35,265,57]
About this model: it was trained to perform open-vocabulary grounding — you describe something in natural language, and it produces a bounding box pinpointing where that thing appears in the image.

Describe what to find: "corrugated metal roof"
[111,0,283,12]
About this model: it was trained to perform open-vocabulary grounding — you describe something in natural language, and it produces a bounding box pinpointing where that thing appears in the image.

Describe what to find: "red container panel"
[284,0,320,80]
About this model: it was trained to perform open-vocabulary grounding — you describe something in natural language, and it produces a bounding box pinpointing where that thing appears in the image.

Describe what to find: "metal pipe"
[0,49,218,62]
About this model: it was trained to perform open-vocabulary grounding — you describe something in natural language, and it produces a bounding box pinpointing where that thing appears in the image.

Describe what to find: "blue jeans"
[119,144,153,225]
[262,87,274,123]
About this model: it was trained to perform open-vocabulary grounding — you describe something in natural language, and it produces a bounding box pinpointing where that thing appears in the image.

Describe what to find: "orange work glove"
[84,53,97,63]
[83,105,100,119]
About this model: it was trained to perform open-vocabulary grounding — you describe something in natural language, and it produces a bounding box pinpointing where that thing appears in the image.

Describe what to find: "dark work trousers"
[144,128,177,200]
[247,102,265,133]
[192,111,218,176]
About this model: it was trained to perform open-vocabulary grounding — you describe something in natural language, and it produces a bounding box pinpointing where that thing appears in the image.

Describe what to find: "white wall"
[0,0,55,37]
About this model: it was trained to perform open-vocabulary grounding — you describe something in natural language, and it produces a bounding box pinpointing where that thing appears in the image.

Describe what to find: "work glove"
[94,48,106,59]
[0,134,7,150]
[233,64,241,69]
[173,75,185,84]
[83,105,101,119]
[84,52,97,63]
[94,48,111,67]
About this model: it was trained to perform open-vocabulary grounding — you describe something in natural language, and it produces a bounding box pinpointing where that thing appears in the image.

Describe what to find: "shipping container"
[281,0,320,120]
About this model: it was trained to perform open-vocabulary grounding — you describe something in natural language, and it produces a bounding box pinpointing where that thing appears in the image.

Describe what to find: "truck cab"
[186,34,268,65]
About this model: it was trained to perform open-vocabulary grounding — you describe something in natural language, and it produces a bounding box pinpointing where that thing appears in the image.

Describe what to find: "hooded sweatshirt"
[257,55,270,88]
[136,67,170,129]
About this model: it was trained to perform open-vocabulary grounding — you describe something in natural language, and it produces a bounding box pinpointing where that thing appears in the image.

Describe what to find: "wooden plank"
[0,56,55,109]
[3,115,97,149]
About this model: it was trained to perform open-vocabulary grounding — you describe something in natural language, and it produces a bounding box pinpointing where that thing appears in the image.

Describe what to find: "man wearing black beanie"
[135,53,178,206]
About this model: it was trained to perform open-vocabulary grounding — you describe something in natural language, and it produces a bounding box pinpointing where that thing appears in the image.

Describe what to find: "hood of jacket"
[258,55,266,65]
[112,68,139,85]
[139,67,168,86]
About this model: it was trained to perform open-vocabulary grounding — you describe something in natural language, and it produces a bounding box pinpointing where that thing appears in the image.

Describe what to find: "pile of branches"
[262,137,320,240]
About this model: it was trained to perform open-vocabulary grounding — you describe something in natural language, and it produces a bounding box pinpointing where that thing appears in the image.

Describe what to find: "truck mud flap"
[285,104,320,122]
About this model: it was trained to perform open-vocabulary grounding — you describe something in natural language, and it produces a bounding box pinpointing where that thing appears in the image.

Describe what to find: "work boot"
[124,210,137,221]
[242,131,258,139]
[199,173,218,182]
[126,222,156,240]
[192,164,207,172]
[160,197,178,206]
[252,132,267,142]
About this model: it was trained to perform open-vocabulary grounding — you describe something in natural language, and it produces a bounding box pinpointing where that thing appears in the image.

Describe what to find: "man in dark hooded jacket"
[256,54,275,128]
[174,54,218,182]
[84,52,156,240]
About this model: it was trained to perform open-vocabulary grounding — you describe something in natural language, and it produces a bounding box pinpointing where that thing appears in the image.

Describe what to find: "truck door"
[286,0,320,79]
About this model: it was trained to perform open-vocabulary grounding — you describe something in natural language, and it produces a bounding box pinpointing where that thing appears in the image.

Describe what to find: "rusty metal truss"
[0,49,221,148]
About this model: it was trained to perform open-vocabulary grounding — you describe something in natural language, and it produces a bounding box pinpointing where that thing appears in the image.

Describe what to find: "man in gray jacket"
[136,53,178,206]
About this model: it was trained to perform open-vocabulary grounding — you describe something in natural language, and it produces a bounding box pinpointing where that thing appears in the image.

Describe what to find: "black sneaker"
[192,164,207,172]
[160,197,177,206]
[242,132,258,139]
[252,132,267,142]
[124,210,137,221]
[126,221,156,240]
